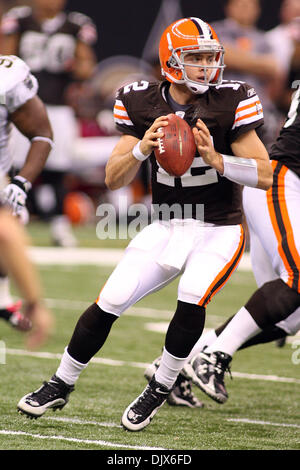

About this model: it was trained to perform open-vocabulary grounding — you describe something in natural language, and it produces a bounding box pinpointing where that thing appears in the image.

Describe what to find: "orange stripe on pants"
[198,225,245,307]
[267,161,300,291]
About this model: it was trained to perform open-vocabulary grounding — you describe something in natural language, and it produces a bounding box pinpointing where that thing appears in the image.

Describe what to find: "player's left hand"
[193,119,224,173]
[3,176,31,216]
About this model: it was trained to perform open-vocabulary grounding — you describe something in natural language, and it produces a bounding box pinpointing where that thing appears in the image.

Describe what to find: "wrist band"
[32,136,54,148]
[13,175,32,192]
[132,141,151,162]
[221,154,258,188]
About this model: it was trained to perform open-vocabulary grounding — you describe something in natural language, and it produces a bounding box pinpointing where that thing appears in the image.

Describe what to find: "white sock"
[0,276,13,308]
[205,307,262,357]
[56,347,88,385]
[155,347,188,389]
[186,329,218,362]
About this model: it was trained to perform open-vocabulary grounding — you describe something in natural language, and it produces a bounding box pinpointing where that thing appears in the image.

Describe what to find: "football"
[154,113,196,177]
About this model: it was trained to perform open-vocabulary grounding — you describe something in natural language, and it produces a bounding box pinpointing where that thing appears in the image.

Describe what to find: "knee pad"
[178,277,206,305]
[245,279,300,329]
[98,265,140,313]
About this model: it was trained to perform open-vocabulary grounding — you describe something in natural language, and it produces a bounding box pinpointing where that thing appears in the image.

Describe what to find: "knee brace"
[165,300,206,358]
[245,279,300,329]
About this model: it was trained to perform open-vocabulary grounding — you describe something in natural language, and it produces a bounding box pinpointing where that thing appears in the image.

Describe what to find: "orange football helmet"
[159,17,225,94]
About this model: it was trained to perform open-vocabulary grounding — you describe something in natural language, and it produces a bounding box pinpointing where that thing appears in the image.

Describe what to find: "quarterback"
[17,18,272,431]
[0,54,52,331]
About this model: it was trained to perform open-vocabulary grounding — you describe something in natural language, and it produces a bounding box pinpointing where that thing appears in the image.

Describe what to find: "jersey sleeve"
[113,92,140,139]
[68,12,98,45]
[229,84,264,143]
[6,72,38,113]
[1,6,31,35]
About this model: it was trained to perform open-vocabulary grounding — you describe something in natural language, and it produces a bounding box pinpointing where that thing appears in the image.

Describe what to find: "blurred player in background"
[17,17,272,431]
[266,0,300,113]
[179,83,300,405]
[1,0,98,246]
[0,201,53,349]
[211,0,283,148]
[0,53,53,331]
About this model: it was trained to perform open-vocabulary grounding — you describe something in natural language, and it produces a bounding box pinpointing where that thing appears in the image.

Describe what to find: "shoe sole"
[17,395,67,418]
[167,392,204,408]
[17,404,65,419]
[182,363,227,404]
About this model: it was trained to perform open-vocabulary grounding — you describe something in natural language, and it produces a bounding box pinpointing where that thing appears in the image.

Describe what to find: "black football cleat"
[167,374,204,408]
[144,355,204,408]
[121,376,171,431]
[275,337,287,348]
[17,375,74,418]
[183,350,232,404]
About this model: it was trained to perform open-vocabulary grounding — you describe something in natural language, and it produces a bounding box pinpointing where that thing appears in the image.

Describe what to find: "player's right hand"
[3,176,31,217]
[140,116,169,156]
[24,302,55,350]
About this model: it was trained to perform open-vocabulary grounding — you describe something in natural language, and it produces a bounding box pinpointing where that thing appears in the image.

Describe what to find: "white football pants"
[243,161,300,335]
[96,219,245,316]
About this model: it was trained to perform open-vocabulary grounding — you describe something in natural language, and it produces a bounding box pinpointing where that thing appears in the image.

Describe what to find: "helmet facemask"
[169,41,225,94]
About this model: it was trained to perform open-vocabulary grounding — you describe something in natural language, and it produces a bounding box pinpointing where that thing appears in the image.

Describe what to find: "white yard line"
[6,348,147,369]
[0,429,166,450]
[231,371,300,383]
[5,348,300,384]
[28,246,252,271]
[227,418,300,429]
[28,247,125,266]
[43,298,225,327]
[44,297,175,320]
[46,416,121,428]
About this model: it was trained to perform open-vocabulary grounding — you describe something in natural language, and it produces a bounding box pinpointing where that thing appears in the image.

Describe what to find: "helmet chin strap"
[185,81,209,94]
[183,69,209,94]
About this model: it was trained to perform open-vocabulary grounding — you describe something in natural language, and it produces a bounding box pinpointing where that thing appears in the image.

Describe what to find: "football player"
[179,84,300,404]
[0,54,53,332]
[17,17,272,431]
[1,0,98,247]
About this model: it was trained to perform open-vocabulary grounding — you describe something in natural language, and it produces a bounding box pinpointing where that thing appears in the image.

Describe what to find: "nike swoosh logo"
[155,388,169,395]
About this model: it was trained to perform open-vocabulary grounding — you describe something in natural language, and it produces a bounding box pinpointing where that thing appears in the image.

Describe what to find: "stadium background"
[67,0,284,61]
[0,0,299,451]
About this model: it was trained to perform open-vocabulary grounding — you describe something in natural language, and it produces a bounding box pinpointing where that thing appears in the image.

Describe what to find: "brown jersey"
[270,84,300,178]
[114,80,264,225]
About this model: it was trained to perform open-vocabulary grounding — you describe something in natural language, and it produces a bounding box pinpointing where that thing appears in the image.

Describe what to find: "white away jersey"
[0,55,38,173]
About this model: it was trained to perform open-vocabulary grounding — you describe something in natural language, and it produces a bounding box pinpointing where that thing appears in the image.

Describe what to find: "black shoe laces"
[133,386,165,415]
[215,355,232,380]
[31,381,61,402]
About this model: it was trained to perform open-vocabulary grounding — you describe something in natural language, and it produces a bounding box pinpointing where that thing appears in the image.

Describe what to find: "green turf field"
[0,222,299,451]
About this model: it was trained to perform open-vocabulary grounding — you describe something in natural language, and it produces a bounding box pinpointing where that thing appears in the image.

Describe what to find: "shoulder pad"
[68,11,97,44]
[4,5,32,19]
[68,11,95,26]
[0,56,31,95]
[1,6,32,34]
